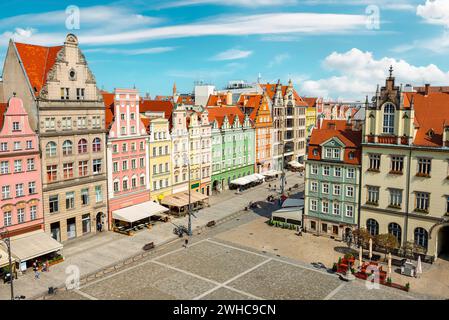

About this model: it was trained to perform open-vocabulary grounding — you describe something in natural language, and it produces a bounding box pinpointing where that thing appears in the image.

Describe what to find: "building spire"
[173,82,177,96]
[389,65,394,78]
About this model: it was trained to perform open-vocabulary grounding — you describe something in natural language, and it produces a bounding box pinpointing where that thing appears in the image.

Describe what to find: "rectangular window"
[30,206,37,220]
[15,183,23,197]
[113,144,118,153]
[367,186,380,205]
[3,211,12,226]
[122,160,128,171]
[14,141,21,150]
[49,195,59,213]
[113,181,119,193]
[26,140,33,149]
[415,192,430,212]
[0,142,7,151]
[76,88,85,100]
[333,203,340,215]
[322,201,329,214]
[122,143,127,152]
[322,166,330,176]
[311,165,318,175]
[47,165,58,182]
[81,188,89,205]
[82,214,91,234]
[391,156,404,173]
[79,161,88,177]
[77,117,87,128]
[369,154,381,171]
[12,122,20,131]
[27,158,35,171]
[63,162,74,179]
[346,186,354,197]
[389,188,402,208]
[417,158,431,177]
[0,161,9,174]
[27,181,36,194]
[2,185,10,199]
[140,158,145,168]
[311,181,318,192]
[62,117,72,130]
[334,167,342,177]
[347,168,355,179]
[333,185,341,196]
[325,148,332,158]
[14,159,22,172]
[140,141,144,151]
[113,162,118,173]
[61,88,70,100]
[131,159,137,169]
[310,199,317,211]
[345,205,354,218]
[322,183,329,194]
[333,148,340,159]
[66,192,75,210]
[93,159,102,174]
[95,185,102,203]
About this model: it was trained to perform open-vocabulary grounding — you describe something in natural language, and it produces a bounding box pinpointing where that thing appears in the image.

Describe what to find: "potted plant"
[332,263,337,272]
[405,282,410,291]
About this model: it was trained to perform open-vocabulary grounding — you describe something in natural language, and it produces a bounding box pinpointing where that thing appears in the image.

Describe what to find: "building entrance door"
[50,222,61,242]
[67,218,76,239]
[437,226,449,259]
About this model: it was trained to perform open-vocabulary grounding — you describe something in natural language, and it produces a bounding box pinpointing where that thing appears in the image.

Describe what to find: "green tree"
[375,233,399,259]
[353,228,372,248]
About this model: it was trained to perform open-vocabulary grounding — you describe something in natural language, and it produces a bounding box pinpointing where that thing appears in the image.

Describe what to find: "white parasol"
[369,238,373,260]
[416,255,423,277]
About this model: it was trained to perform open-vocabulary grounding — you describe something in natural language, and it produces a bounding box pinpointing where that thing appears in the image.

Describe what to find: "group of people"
[32,260,50,279]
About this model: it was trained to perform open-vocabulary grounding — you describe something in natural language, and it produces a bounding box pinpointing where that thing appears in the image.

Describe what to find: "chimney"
[425,83,430,96]
[226,91,232,106]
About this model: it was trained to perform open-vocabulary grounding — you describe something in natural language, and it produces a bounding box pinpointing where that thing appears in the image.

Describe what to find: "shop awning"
[161,191,208,208]
[10,230,63,262]
[271,208,303,221]
[230,177,251,186]
[112,201,169,223]
[262,170,282,177]
[0,246,15,268]
[288,161,304,168]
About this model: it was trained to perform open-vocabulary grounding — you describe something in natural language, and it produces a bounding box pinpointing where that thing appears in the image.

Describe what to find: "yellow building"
[360,70,449,261]
[304,97,318,138]
[143,116,173,203]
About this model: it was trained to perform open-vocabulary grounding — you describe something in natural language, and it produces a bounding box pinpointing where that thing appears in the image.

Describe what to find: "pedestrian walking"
[46,260,50,272]
[184,238,189,248]
[33,261,40,279]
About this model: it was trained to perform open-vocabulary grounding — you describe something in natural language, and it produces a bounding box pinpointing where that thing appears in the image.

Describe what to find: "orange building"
[238,93,273,173]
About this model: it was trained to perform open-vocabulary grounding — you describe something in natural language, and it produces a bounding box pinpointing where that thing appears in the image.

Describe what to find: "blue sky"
[1,0,449,100]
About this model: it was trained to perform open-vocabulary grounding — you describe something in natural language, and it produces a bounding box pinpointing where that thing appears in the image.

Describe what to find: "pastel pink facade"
[106,89,150,228]
[0,97,43,236]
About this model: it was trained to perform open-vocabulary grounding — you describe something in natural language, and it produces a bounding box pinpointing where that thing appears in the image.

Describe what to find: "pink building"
[104,89,157,230]
[0,96,61,270]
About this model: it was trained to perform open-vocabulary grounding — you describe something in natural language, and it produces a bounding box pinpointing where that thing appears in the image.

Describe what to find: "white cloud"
[83,47,176,55]
[211,49,253,61]
[0,11,368,47]
[417,0,449,27]
[303,0,417,11]
[268,53,290,67]
[157,0,297,9]
[299,48,449,100]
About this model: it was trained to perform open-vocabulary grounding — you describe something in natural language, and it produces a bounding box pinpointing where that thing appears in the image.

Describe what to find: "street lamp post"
[0,229,14,300]
[186,129,192,237]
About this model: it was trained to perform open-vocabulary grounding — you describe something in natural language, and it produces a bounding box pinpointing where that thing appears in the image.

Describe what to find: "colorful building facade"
[104,89,150,229]
[360,71,449,260]
[207,94,255,192]
[238,93,273,173]
[171,104,190,194]
[304,120,362,240]
[146,117,173,203]
[2,34,108,242]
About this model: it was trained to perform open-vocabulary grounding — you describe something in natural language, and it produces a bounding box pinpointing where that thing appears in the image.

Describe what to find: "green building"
[206,98,255,192]
[304,120,362,240]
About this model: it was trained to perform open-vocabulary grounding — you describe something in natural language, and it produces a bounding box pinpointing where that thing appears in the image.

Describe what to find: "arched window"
[78,139,88,154]
[383,103,395,134]
[92,138,101,152]
[46,141,57,157]
[366,218,379,236]
[414,227,428,250]
[388,223,402,244]
[62,140,73,156]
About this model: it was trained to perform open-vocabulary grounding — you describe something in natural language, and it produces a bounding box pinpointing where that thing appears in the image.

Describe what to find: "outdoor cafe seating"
[161,191,209,216]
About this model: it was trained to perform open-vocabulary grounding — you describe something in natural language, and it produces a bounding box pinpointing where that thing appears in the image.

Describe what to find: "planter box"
[48,258,64,267]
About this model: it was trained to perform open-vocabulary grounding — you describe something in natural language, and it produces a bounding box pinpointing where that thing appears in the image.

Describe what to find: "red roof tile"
[207,105,246,128]
[237,94,263,121]
[139,100,174,120]
[206,94,228,107]
[259,83,308,107]
[308,120,362,164]
[303,97,318,108]
[101,91,115,130]
[14,42,63,97]
[0,103,8,131]
[403,92,449,147]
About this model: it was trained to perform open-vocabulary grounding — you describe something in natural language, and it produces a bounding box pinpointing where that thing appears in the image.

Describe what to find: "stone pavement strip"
[0,172,302,300]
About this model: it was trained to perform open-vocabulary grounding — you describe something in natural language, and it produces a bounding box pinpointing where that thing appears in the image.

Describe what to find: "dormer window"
[349,152,355,160]
[383,103,395,134]
[427,129,434,138]
[313,148,319,156]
